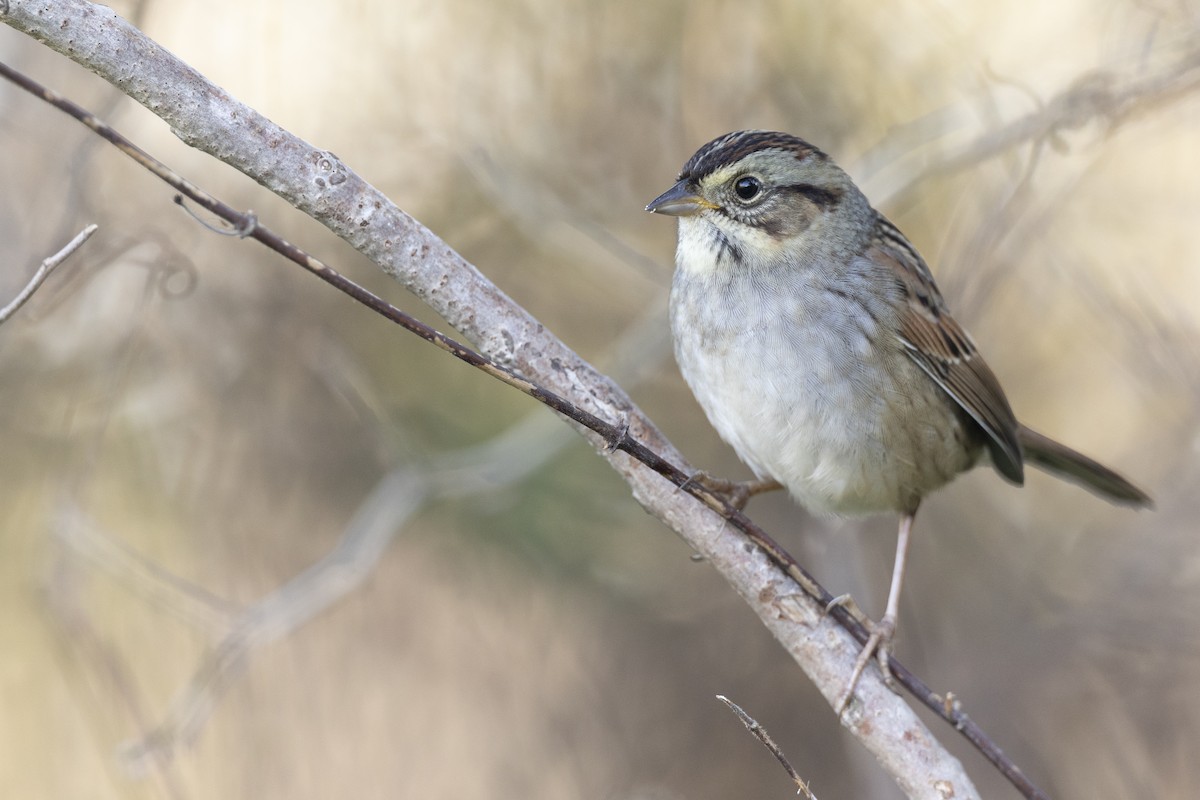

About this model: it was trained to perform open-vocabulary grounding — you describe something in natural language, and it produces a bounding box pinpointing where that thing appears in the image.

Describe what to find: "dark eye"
[733,175,762,202]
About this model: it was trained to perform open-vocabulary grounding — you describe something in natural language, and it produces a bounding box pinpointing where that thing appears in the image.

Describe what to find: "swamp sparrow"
[647,130,1151,709]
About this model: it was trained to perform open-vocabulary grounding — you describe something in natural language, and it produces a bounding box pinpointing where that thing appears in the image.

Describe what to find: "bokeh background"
[1,1,1198,797]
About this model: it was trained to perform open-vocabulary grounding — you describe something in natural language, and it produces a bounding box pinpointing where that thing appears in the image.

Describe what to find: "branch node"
[603,419,631,454]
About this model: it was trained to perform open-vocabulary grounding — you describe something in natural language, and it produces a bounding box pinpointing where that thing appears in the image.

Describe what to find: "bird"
[645,129,1151,710]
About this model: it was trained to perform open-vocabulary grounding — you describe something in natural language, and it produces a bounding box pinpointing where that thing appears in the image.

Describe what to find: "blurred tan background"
[1,1,1197,797]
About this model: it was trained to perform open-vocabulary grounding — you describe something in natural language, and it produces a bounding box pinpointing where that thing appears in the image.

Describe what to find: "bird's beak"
[645,180,715,217]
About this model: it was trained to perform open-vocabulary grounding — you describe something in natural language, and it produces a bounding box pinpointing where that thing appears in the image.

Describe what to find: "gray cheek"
[756,198,814,238]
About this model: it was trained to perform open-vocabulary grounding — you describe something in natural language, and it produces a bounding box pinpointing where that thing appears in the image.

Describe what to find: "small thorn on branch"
[603,419,631,454]
[0,223,98,324]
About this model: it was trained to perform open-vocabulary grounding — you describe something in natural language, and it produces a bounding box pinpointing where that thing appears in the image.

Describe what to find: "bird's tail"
[1018,425,1152,508]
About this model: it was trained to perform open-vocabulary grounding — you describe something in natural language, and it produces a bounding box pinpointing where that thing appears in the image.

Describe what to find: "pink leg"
[838,510,915,712]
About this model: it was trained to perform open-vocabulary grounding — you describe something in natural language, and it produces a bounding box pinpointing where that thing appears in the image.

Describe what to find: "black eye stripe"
[781,183,842,209]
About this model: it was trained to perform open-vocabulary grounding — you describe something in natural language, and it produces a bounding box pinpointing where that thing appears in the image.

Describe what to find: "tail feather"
[1017,425,1152,508]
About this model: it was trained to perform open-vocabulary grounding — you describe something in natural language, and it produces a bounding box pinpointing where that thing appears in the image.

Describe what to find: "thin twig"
[117,468,428,771]
[0,57,1046,800]
[717,695,817,799]
[0,223,96,323]
[860,40,1200,209]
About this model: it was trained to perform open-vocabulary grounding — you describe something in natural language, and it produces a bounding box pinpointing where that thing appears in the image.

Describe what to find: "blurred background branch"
[1,0,1196,798]
[0,223,96,323]
[98,295,672,770]
[862,34,1200,207]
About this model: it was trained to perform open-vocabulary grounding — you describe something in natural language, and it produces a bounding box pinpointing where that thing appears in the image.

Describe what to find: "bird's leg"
[837,510,916,713]
[688,472,782,510]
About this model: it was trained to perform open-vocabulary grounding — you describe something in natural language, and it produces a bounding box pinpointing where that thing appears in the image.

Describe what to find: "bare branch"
[858,40,1200,208]
[0,223,96,323]
[717,695,817,799]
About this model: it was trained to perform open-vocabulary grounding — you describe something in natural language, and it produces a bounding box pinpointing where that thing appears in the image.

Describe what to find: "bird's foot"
[686,471,782,511]
[836,613,899,714]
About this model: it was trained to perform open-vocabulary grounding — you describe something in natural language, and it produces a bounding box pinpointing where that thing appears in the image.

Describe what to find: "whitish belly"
[671,274,978,516]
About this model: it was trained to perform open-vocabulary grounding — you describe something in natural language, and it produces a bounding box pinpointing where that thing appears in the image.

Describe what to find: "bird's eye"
[733,175,762,202]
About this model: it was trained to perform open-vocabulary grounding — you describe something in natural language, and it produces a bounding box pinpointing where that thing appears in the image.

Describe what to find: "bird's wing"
[869,216,1024,484]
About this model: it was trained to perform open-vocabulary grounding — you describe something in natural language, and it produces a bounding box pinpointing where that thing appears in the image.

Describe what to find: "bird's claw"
[684,471,781,511]
[836,614,899,714]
